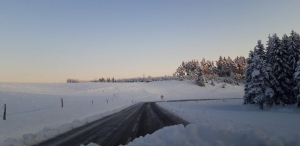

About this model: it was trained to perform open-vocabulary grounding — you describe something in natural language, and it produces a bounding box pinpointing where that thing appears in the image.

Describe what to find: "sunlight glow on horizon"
[1,1,300,83]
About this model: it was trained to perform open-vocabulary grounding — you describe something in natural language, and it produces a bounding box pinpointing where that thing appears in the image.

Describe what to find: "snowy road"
[35,102,188,146]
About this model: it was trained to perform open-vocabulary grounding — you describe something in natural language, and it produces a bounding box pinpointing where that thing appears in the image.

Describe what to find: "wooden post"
[61,98,63,107]
[106,99,108,103]
[3,104,6,120]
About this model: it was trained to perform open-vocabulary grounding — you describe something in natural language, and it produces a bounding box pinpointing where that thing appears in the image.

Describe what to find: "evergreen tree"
[293,59,300,107]
[195,65,205,86]
[288,30,300,104]
[255,40,266,59]
[216,56,227,76]
[201,58,208,75]
[280,34,294,104]
[268,34,292,104]
[266,34,273,60]
[244,50,255,104]
[176,65,185,81]
[288,30,300,72]
[248,50,274,109]
[112,77,115,82]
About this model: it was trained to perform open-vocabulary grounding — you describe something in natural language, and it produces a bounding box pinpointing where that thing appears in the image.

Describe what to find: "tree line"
[244,30,300,109]
[66,76,176,83]
[174,56,247,85]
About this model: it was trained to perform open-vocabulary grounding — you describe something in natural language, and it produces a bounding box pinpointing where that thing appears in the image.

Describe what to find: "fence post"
[3,104,6,120]
[61,98,63,107]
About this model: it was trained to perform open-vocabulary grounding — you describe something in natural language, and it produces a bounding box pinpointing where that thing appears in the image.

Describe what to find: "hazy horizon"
[1,1,300,83]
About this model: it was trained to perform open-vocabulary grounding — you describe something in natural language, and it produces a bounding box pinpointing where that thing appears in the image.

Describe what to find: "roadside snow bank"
[126,124,300,146]
[1,104,133,146]
[157,99,300,137]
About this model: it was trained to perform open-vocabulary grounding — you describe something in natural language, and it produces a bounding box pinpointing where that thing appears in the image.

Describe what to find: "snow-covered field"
[126,99,300,146]
[0,81,243,145]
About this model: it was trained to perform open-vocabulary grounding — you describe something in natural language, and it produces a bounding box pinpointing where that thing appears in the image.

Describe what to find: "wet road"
[35,102,188,146]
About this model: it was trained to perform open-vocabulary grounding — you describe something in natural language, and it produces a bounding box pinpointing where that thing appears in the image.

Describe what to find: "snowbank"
[157,99,300,136]
[152,99,300,146]
[126,124,300,146]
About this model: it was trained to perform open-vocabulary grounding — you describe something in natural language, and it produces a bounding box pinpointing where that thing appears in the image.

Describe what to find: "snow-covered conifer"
[176,65,186,81]
[195,65,205,86]
[255,40,266,59]
[293,59,300,107]
[267,34,292,104]
[288,30,300,72]
[248,51,274,109]
[244,51,255,104]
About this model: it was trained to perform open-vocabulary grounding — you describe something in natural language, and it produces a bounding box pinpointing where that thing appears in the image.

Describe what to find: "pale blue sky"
[1,0,300,83]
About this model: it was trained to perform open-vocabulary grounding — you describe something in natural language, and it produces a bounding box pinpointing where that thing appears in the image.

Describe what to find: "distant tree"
[248,50,274,109]
[112,77,115,82]
[288,30,300,72]
[293,59,300,107]
[267,34,292,105]
[176,65,186,81]
[195,65,205,86]
[244,51,255,104]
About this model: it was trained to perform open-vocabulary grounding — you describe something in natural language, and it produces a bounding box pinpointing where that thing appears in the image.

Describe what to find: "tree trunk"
[259,102,264,110]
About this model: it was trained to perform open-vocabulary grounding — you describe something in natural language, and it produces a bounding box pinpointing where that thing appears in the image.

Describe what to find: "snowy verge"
[1,104,134,146]
[156,99,300,136]
[125,124,300,146]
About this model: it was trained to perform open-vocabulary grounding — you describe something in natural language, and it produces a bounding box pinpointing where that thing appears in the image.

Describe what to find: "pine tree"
[266,34,273,60]
[288,30,300,72]
[248,50,274,109]
[280,34,294,104]
[267,34,292,105]
[176,65,185,81]
[255,40,266,59]
[195,65,205,86]
[244,52,253,104]
[293,59,300,107]
[201,58,208,75]
[112,77,115,82]
[288,30,300,104]
[216,56,227,77]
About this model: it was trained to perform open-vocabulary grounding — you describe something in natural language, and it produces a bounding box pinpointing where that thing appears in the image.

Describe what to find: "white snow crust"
[128,99,300,146]
[126,124,300,146]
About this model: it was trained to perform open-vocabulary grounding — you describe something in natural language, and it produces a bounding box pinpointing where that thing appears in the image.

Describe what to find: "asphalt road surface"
[35,102,188,146]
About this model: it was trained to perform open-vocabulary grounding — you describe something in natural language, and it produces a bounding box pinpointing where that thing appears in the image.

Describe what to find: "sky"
[1,0,300,83]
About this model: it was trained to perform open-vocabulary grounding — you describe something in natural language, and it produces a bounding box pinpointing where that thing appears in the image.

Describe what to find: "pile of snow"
[126,124,300,146]
[0,81,243,145]
[157,99,300,136]
[143,99,300,146]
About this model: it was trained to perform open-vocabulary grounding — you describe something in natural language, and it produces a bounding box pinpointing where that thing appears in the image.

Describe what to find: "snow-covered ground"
[126,99,300,146]
[0,81,243,146]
